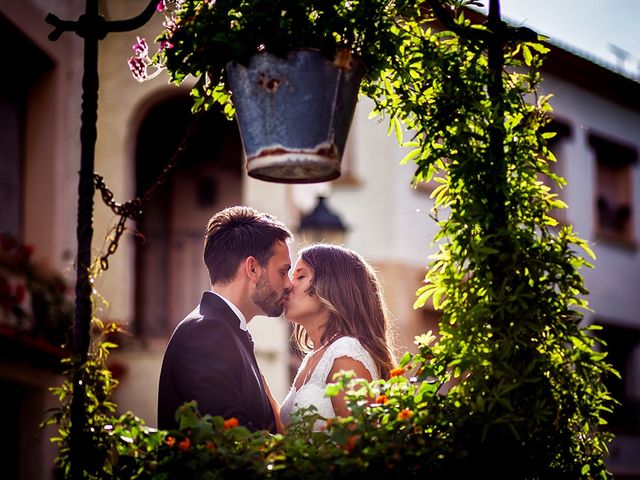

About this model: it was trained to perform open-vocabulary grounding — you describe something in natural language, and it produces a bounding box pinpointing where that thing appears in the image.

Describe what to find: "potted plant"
[130,0,418,182]
[0,234,73,362]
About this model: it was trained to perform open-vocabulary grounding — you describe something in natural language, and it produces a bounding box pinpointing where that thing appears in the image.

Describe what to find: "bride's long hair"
[293,244,395,378]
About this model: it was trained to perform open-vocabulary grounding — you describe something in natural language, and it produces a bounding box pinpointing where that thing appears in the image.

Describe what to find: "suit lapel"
[200,291,273,413]
[202,293,257,360]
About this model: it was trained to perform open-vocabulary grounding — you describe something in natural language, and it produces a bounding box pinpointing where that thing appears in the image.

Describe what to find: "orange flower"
[397,408,414,421]
[205,440,216,451]
[375,395,388,404]
[178,437,191,451]
[389,367,405,378]
[165,435,176,447]
[224,417,239,430]
[343,435,358,452]
[319,418,332,431]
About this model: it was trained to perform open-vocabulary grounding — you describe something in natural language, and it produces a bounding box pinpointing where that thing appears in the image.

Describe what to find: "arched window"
[134,96,243,338]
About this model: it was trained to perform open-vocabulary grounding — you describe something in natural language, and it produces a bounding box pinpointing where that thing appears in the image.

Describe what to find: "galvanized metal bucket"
[226,50,365,183]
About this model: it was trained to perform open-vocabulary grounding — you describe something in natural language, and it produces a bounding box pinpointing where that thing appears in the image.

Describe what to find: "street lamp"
[46,2,161,478]
[297,196,348,245]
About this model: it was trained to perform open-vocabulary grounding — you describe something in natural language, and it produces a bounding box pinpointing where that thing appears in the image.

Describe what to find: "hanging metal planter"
[226,49,365,183]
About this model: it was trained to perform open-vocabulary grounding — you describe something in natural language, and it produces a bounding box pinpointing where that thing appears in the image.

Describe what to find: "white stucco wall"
[542,73,640,326]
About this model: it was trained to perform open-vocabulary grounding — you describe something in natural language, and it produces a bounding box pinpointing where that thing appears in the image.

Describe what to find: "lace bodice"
[280,336,379,427]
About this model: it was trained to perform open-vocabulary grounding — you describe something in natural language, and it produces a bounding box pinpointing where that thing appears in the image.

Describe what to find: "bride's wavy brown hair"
[293,244,395,378]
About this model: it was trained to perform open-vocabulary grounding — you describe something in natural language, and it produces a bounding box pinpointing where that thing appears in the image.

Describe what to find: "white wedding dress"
[280,336,379,427]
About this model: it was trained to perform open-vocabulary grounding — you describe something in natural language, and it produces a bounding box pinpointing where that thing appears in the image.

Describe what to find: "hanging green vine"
[365,1,615,475]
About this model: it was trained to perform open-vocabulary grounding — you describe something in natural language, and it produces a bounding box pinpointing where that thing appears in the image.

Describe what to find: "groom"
[157,206,292,432]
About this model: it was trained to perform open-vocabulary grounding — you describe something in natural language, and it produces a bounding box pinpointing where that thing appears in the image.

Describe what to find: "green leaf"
[399,351,412,367]
[527,42,550,54]
[324,383,342,397]
[400,148,421,165]
[522,45,533,66]
[394,117,403,145]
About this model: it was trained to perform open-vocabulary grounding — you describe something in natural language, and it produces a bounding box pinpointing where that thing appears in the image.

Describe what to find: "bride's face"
[283,259,325,324]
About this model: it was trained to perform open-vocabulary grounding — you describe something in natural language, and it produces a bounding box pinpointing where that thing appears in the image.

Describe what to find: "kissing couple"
[158,206,395,433]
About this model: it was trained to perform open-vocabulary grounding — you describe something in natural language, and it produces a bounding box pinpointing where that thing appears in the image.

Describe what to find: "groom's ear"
[244,256,260,281]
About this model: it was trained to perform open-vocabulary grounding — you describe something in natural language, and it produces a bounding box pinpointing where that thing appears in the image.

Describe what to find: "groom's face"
[252,241,292,317]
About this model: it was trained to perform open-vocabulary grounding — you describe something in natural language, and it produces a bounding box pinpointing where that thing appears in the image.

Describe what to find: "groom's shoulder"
[170,304,234,340]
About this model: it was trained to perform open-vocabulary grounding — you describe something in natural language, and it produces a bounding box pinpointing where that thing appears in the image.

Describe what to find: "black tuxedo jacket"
[157,291,275,432]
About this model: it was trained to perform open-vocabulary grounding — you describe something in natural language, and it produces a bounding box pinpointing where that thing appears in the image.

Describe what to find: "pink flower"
[132,37,148,56]
[156,1,165,12]
[128,57,148,82]
[163,18,178,33]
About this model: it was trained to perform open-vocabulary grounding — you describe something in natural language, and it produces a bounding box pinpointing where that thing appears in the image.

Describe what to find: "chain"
[94,111,205,271]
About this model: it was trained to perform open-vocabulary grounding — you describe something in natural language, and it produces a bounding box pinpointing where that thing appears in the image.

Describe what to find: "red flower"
[205,440,216,451]
[14,284,25,304]
[224,417,239,430]
[0,235,17,251]
[17,244,34,261]
[166,435,176,447]
[178,437,191,451]
[389,367,405,378]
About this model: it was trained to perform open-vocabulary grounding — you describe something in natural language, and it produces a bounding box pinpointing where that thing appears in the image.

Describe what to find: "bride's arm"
[261,373,285,434]
[327,357,373,418]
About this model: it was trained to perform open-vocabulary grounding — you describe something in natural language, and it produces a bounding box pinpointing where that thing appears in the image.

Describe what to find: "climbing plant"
[48,0,616,478]
[365,1,615,476]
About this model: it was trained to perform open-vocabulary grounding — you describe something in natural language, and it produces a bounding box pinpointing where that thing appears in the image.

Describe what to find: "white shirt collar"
[211,291,248,331]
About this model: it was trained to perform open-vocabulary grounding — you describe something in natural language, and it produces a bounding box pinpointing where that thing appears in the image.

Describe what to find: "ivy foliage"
[44,320,122,478]
[364,3,615,476]
[50,0,617,478]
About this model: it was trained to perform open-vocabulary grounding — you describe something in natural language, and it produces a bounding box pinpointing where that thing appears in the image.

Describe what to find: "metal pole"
[486,0,507,231]
[69,0,99,474]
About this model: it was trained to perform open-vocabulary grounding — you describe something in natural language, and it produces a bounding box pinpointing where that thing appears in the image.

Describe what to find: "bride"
[276,244,395,430]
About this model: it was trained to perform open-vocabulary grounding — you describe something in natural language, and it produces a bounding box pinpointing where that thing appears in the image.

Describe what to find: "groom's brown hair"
[204,206,291,285]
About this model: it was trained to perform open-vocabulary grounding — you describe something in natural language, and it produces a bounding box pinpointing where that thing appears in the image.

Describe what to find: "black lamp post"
[298,196,348,245]
[46,1,159,478]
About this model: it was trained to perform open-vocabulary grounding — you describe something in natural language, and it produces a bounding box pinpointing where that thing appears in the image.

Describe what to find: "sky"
[474,0,640,80]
